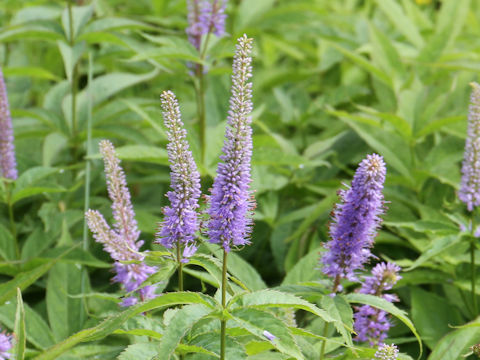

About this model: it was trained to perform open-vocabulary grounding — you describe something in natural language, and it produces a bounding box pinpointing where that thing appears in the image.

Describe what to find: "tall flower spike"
[155,91,201,262]
[0,328,12,360]
[207,34,254,252]
[187,0,227,50]
[86,140,157,306]
[459,82,480,211]
[322,153,386,285]
[375,344,399,360]
[0,67,17,180]
[354,262,401,345]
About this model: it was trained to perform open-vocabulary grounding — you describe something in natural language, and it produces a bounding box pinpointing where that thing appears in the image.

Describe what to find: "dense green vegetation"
[1,0,480,359]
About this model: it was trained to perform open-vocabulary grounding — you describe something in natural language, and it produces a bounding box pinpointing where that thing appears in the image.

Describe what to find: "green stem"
[177,241,184,292]
[319,323,329,360]
[80,52,93,326]
[471,214,478,316]
[196,32,212,166]
[67,0,78,141]
[220,249,228,360]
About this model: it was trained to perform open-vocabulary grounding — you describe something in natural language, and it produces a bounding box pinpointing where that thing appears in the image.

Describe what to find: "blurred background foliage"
[1,0,480,358]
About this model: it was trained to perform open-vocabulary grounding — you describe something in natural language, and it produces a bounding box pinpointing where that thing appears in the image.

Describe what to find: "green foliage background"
[1,0,480,358]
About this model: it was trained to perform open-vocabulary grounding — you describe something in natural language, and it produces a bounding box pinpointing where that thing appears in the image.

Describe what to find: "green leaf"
[188,254,224,288]
[328,42,392,88]
[80,17,153,35]
[157,304,212,360]
[3,66,60,81]
[417,0,470,64]
[12,167,64,203]
[428,317,480,360]
[206,244,267,291]
[0,261,55,306]
[46,263,84,341]
[14,288,26,360]
[406,235,462,271]
[57,40,86,83]
[0,300,56,350]
[118,343,158,360]
[229,290,339,334]
[346,293,422,358]
[320,295,353,346]
[230,307,303,359]
[40,246,109,268]
[61,4,94,41]
[108,145,168,165]
[235,0,276,32]
[0,223,16,261]
[122,100,166,138]
[368,22,407,84]
[35,292,217,360]
[66,70,159,130]
[282,247,322,286]
[374,0,424,48]
[411,288,463,350]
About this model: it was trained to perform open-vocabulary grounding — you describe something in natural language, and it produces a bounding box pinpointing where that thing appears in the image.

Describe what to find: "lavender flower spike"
[322,154,386,284]
[155,91,201,262]
[0,328,12,360]
[207,35,254,252]
[86,140,157,306]
[375,344,399,360]
[187,0,227,50]
[459,82,480,211]
[0,67,17,180]
[354,262,401,345]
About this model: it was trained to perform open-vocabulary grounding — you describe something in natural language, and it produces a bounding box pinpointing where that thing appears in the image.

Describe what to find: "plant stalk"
[177,241,184,292]
[471,214,478,316]
[80,52,93,326]
[220,249,228,360]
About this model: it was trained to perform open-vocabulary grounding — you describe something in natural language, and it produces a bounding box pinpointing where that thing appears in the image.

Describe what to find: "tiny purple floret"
[375,343,399,360]
[322,154,386,283]
[459,82,480,211]
[0,329,12,360]
[187,0,227,50]
[86,140,158,306]
[0,67,17,180]
[155,91,201,262]
[354,262,401,345]
[207,35,254,252]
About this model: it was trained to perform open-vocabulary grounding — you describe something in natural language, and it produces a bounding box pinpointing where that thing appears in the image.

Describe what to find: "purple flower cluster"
[187,0,227,50]
[0,67,17,180]
[322,154,386,283]
[375,343,399,360]
[207,35,254,252]
[0,329,12,360]
[155,91,201,262]
[354,262,401,345]
[86,140,157,306]
[459,82,480,211]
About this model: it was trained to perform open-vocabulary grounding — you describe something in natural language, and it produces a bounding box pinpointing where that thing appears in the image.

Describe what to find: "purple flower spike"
[459,82,480,211]
[155,91,201,261]
[0,67,17,180]
[187,0,227,50]
[322,154,386,284]
[207,35,254,252]
[354,262,401,345]
[0,329,12,360]
[86,140,158,306]
[375,343,399,360]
